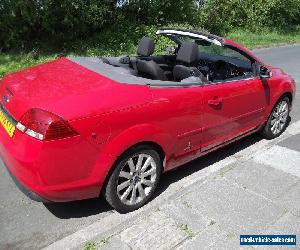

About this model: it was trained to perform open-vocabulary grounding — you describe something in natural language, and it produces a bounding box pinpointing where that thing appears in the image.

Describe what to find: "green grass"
[1,26,300,79]
[0,53,56,79]
[227,26,300,49]
[207,219,216,226]
[179,223,194,238]
[84,242,96,250]
[82,235,112,250]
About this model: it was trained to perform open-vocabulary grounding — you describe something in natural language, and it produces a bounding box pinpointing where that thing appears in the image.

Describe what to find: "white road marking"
[253,145,300,177]
[286,120,300,135]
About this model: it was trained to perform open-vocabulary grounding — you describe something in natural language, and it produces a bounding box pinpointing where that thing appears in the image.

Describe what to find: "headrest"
[137,37,155,56]
[176,42,199,64]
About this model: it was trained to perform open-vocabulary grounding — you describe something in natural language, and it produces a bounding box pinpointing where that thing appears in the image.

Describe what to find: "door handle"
[208,97,223,106]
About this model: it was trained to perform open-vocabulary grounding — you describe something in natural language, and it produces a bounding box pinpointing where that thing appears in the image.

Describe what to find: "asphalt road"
[0,45,299,250]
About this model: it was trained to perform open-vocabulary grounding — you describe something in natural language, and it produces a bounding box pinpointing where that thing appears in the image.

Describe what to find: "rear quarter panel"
[68,84,175,188]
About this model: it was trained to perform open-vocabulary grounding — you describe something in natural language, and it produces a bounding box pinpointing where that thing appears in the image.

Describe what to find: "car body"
[0,28,296,210]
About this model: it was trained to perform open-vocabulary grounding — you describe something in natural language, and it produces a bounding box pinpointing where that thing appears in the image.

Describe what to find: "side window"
[199,43,251,63]
[198,43,254,80]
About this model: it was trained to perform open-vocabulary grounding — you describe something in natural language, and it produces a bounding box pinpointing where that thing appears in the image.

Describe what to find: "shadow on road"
[44,133,263,219]
[44,196,113,219]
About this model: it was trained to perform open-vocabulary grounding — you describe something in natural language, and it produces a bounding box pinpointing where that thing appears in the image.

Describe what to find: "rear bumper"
[0,126,111,202]
[2,159,49,202]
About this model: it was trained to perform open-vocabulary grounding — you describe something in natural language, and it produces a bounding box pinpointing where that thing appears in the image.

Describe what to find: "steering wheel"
[208,60,232,81]
[208,60,245,81]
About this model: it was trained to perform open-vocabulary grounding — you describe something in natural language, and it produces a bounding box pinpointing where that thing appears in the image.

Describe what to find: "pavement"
[45,121,300,250]
[0,44,300,250]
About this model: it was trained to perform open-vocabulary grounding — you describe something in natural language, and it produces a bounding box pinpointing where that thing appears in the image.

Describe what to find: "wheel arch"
[259,91,292,139]
[125,141,166,164]
[261,90,292,126]
[93,123,173,194]
[99,140,166,196]
[271,91,293,114]
[281,92,293,105]
[264,89,293,123]
[105,123,172,161]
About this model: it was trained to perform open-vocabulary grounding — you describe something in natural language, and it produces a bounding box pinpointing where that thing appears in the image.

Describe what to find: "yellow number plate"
[0,109,16,137]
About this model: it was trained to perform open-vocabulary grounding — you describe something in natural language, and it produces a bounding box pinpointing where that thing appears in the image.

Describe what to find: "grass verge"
[227,26,300,49]
[1,26,299,79]
[0,53,56,79]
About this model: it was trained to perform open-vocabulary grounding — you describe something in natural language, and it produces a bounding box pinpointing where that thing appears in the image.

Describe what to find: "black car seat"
[173,41,206,82]
[136,37,168,81]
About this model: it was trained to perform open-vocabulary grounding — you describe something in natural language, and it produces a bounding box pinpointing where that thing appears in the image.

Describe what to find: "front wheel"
[104,146,162,213]
[260,96,290,139]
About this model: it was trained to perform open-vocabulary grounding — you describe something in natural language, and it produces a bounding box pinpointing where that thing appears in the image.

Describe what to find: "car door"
[150,83,205,160]
[200,76,266,151]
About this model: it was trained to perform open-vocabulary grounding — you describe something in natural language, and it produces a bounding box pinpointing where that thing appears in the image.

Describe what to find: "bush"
[199,0,300,34]
[0,0,41,50]
[42,0,115,39]
[70,22,194,57]
[117,0,198,25]
[1,0,299,51]
[0,0,115,51]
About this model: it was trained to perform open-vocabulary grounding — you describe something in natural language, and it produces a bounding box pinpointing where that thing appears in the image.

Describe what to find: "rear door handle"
[208,97,223,106]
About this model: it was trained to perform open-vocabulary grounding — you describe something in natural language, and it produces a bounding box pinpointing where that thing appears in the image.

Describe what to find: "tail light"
[16,108,78,141]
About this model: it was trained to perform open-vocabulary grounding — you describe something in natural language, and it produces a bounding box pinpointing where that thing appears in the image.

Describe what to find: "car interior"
[101,34,256,84]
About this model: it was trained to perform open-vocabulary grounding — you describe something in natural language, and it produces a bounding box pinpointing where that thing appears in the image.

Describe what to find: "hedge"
[0,0,299,51]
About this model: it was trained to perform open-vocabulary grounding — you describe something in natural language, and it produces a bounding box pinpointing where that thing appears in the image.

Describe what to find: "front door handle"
[208,97,223,106]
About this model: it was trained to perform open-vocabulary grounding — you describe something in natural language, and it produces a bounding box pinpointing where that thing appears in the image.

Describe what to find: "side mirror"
[166,45,177,55]
[259,66,272,79]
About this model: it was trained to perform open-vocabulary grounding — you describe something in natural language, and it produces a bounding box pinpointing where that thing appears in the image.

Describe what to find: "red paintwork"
[0,40,296,202]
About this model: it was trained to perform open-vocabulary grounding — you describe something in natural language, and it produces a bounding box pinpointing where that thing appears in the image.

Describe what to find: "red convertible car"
[0,28,296,212]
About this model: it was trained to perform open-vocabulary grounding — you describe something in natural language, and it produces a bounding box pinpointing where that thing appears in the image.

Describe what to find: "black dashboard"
[197,52,254,81]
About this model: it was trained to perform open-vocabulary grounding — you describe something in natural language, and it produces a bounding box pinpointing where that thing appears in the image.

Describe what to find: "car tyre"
[104,145,162,213]
[260,96,290,139]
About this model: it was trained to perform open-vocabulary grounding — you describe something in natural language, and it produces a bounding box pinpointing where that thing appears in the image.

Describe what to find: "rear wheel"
[260,96,290,139]
[104,145,162,213]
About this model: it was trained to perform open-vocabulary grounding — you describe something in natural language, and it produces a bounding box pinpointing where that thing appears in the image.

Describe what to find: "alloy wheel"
[116,153,157,205]
[270,100,289,135]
